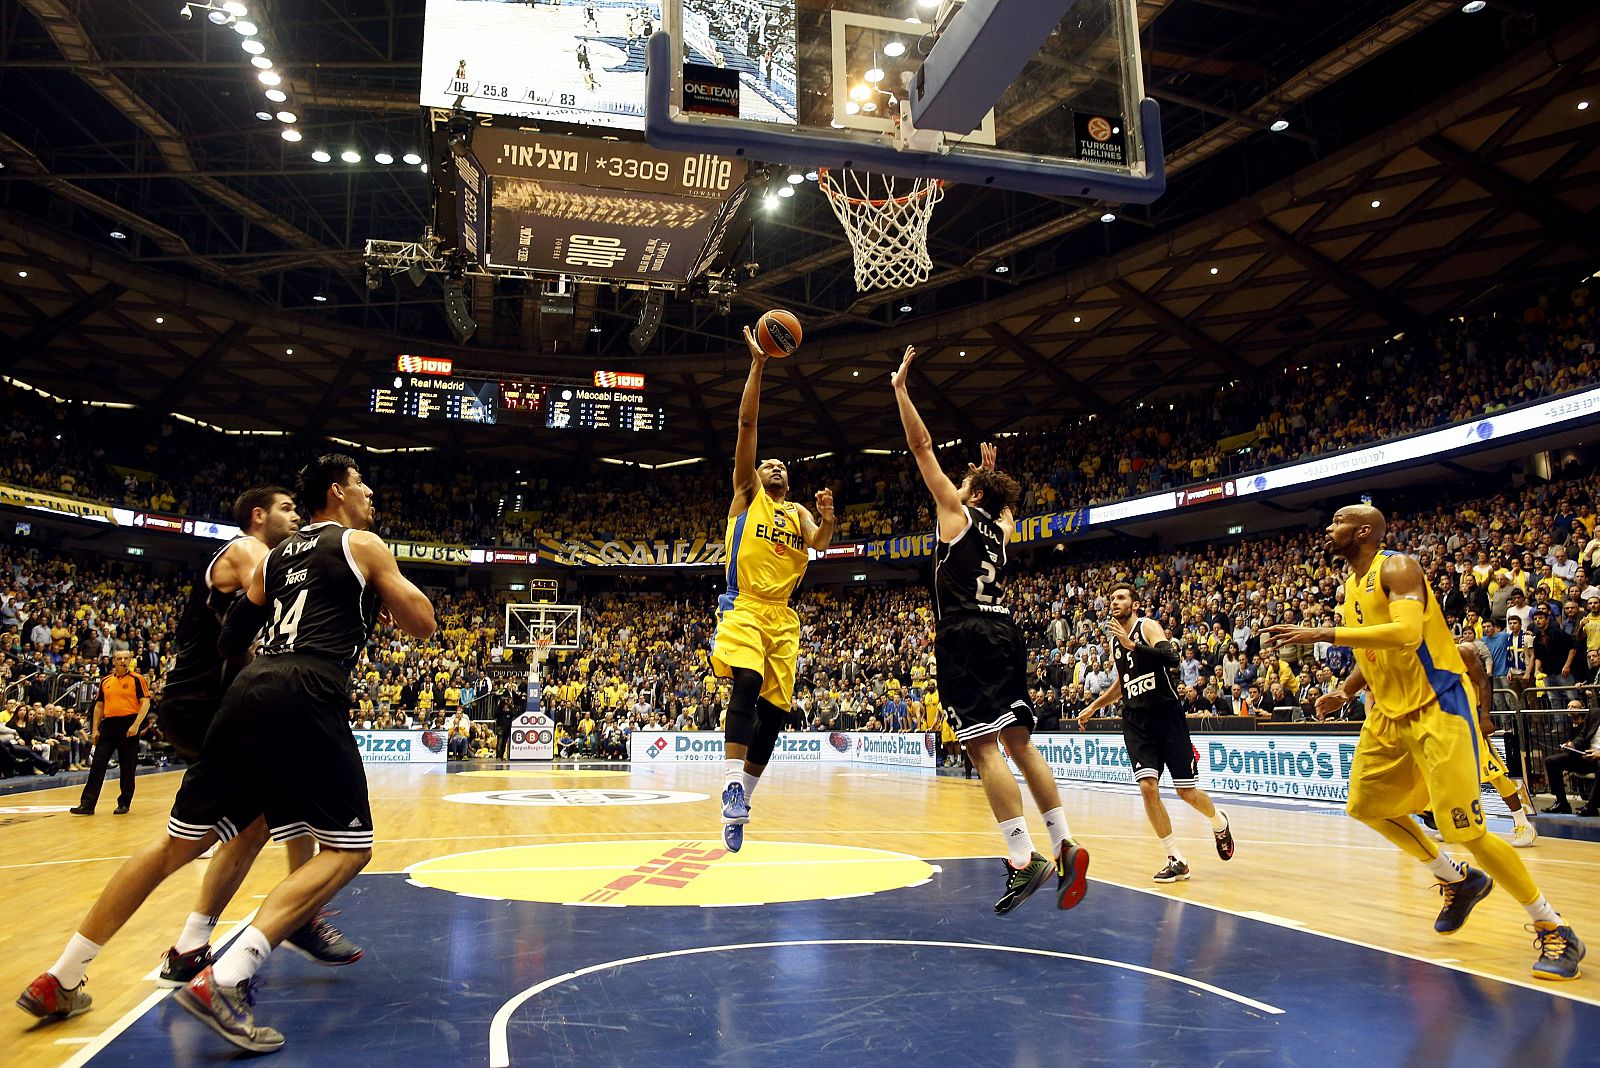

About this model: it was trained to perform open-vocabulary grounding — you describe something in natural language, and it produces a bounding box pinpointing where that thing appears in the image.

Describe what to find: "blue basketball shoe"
[721,782,750,853]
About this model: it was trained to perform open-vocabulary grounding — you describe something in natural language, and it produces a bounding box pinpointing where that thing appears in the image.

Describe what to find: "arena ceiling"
[0,0,1596,464]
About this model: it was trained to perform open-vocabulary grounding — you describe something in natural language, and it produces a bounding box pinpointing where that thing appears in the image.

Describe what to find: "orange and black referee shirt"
[98,671,148,719]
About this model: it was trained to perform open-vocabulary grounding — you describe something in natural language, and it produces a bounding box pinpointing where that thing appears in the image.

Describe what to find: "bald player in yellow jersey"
[1265,504,1583,981]
[713,323,835,852]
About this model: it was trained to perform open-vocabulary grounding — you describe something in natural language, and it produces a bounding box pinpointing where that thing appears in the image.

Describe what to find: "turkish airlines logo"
[581,842,727,903]
[1086,116,1112,142]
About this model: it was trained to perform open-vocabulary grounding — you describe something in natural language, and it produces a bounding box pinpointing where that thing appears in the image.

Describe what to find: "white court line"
[1109,880,1600,1010]
[59,908,259,1068]
[0,856,133,871]
[486,938,1284,1068]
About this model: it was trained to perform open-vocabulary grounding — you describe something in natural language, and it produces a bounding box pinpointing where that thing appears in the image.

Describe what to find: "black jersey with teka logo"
[932,505,1011,622]
[258,522,379,671]
[160,536,254,705]
[1111,617,1184,714]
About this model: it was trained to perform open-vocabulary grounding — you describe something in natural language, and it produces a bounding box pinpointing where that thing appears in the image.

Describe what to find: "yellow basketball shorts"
[1346,687,1491,843]
[711,594,799,712]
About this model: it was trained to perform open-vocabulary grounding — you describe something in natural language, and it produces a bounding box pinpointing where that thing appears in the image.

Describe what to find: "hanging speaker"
[443,280,476,341]
[628,291,665,354]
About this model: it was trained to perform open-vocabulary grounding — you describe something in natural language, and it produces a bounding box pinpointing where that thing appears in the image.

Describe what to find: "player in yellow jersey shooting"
[1264,504,1582,980]
[711,324,835,852]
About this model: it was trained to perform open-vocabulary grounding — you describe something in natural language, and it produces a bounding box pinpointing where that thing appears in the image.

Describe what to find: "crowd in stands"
[1,283,1592,548]
[3,462,1598,775]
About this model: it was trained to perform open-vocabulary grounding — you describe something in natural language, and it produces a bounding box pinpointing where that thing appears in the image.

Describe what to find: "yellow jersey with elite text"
[720,483,808,607]
[1342,549,1473,719]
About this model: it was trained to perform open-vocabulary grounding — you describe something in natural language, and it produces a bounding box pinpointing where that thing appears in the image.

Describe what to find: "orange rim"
[817,168,943,208]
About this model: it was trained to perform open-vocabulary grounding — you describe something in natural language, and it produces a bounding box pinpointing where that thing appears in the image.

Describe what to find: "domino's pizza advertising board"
[1014,732,1511,815]
[631,731,936,769]
[352,730,447,764]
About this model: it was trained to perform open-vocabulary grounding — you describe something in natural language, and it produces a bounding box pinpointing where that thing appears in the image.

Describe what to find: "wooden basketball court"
[7,760,1598,1066]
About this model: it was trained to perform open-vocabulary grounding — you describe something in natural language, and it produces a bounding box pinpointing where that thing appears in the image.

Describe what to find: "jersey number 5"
[272,589,309,650]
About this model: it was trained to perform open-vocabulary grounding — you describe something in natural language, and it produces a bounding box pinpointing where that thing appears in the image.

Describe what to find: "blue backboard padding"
[912,0,1080,135]
[645,34,1165,202]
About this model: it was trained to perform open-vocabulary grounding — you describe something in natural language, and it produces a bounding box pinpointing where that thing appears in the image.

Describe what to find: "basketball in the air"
[755,310,803,358]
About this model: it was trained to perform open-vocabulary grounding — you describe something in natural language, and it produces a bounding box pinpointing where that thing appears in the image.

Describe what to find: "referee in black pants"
[72,651,150,815]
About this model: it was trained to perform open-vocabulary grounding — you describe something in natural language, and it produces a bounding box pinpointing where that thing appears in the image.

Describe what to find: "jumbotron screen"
[419,0,797,129]
[368,374,664,432]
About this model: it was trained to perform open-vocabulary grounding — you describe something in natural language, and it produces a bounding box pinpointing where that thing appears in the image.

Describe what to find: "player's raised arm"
[730,326,769,517]
[349,530,436,639]
[890,345,963,537]
[799,489,835,551]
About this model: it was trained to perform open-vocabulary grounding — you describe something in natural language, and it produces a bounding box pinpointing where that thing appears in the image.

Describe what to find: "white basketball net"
[818,168,944,292]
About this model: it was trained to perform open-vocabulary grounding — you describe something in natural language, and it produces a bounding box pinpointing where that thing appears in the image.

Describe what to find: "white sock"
[210,925,271,988]
[723,758,743,788]
[1209,809,1229,833]
[739,770,761,800]
[1508,804,1531,830]
[998,816,1033,867]
[175,912,218,954]
[1041,808,1071,855]
[50,933,101,989]
[1523,894,1560,926]
[1427,852,1465,883]
[1159,833,1185,864]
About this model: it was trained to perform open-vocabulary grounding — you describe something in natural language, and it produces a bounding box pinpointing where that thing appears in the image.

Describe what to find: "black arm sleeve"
[1128,621,1181,668]
[218,596,271,662]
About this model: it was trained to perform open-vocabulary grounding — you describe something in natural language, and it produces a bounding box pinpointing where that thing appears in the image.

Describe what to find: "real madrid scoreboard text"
[370,358,664,431]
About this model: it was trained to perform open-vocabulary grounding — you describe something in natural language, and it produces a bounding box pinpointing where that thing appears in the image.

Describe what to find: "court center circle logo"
[443,789,708,807]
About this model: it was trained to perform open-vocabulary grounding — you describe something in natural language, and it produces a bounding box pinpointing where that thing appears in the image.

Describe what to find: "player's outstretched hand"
[1076,707,1095,731]
[966,441,998,479]
[889,345,915,390]
[742,325,769,365]
[1313,692,1345,720]
[814,487,835,522]
[1260,623,1318,650]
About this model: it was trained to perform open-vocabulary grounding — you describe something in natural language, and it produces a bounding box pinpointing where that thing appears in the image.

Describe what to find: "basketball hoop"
[817,168,944,292]
[532,636,554,664]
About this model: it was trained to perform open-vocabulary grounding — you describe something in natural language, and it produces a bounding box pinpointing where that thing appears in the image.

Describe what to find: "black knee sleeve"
[724,668,762,748]
[747,698,786,767]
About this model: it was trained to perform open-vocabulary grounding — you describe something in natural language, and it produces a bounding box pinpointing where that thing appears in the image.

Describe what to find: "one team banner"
[352,729,447,764]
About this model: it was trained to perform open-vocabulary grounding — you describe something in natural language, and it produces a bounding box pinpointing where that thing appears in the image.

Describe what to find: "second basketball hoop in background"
[756,310,803,357]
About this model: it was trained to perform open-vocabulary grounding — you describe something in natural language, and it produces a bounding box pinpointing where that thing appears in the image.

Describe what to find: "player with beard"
[1078,583,1235,883]
[713,325,835,852]
[1265,504,1582,980]
[891,345,1089,914]
[17,457,437,1050]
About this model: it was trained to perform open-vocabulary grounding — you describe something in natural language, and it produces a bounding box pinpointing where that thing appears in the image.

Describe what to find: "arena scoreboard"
[545,385,666,431]
[369,376,499,423]
[369,372,664,432]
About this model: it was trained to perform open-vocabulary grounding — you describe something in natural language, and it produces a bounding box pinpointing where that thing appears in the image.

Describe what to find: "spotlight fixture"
[257,71,280,86]
[241,38,265,55]
[155,316,165,324]
[1270,118,1290,132]
[341,149,361,163]
[281,128,302,142]
[805,170,818,181]
[777,185,794,198]
[899,303,912,313]
[180,4,194,20]
[786,172,804,184]
[1209,266,1219,275]
[109,228,128,240]
[311,149,332,162]
[884,40,906,58]
[1370,199,1381,208]
[250,56,272,69]
[17,270,26,278]
[312,293,329,302]
[374,152,394,165]
[276,110,296,123]
[1100,212,1116,223]
[255,110,272,120]
[365,268,382,291]
[223,1,248,14]
[402,151,422,165]
[285,348,294,355]
[264,88,287,102]
[1461,0,1486,11]
[207,9,231,24]
[763,194,778,209]
[994,263,1009,274]
[865,67,884,83]
[233,18,258,35]
[590,324,603,334]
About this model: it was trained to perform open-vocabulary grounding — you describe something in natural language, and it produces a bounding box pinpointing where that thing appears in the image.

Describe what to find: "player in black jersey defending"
[16,456,435,1054]
[892,345,1089,915]
[1078,583,1235,882]
[17,485,360,1026]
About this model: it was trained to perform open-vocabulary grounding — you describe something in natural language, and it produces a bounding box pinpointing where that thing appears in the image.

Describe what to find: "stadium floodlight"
[251,56,272,69]
[276,110,296,123]
[264,89,287,102]
[234,19,258,35]
[341,149,362,163]
[242,39,265,54]
[312,149,332,162]
[1270,118,1290,132]
[281,128,302,142]
[374,152,394,165]
[402,152,422,165]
